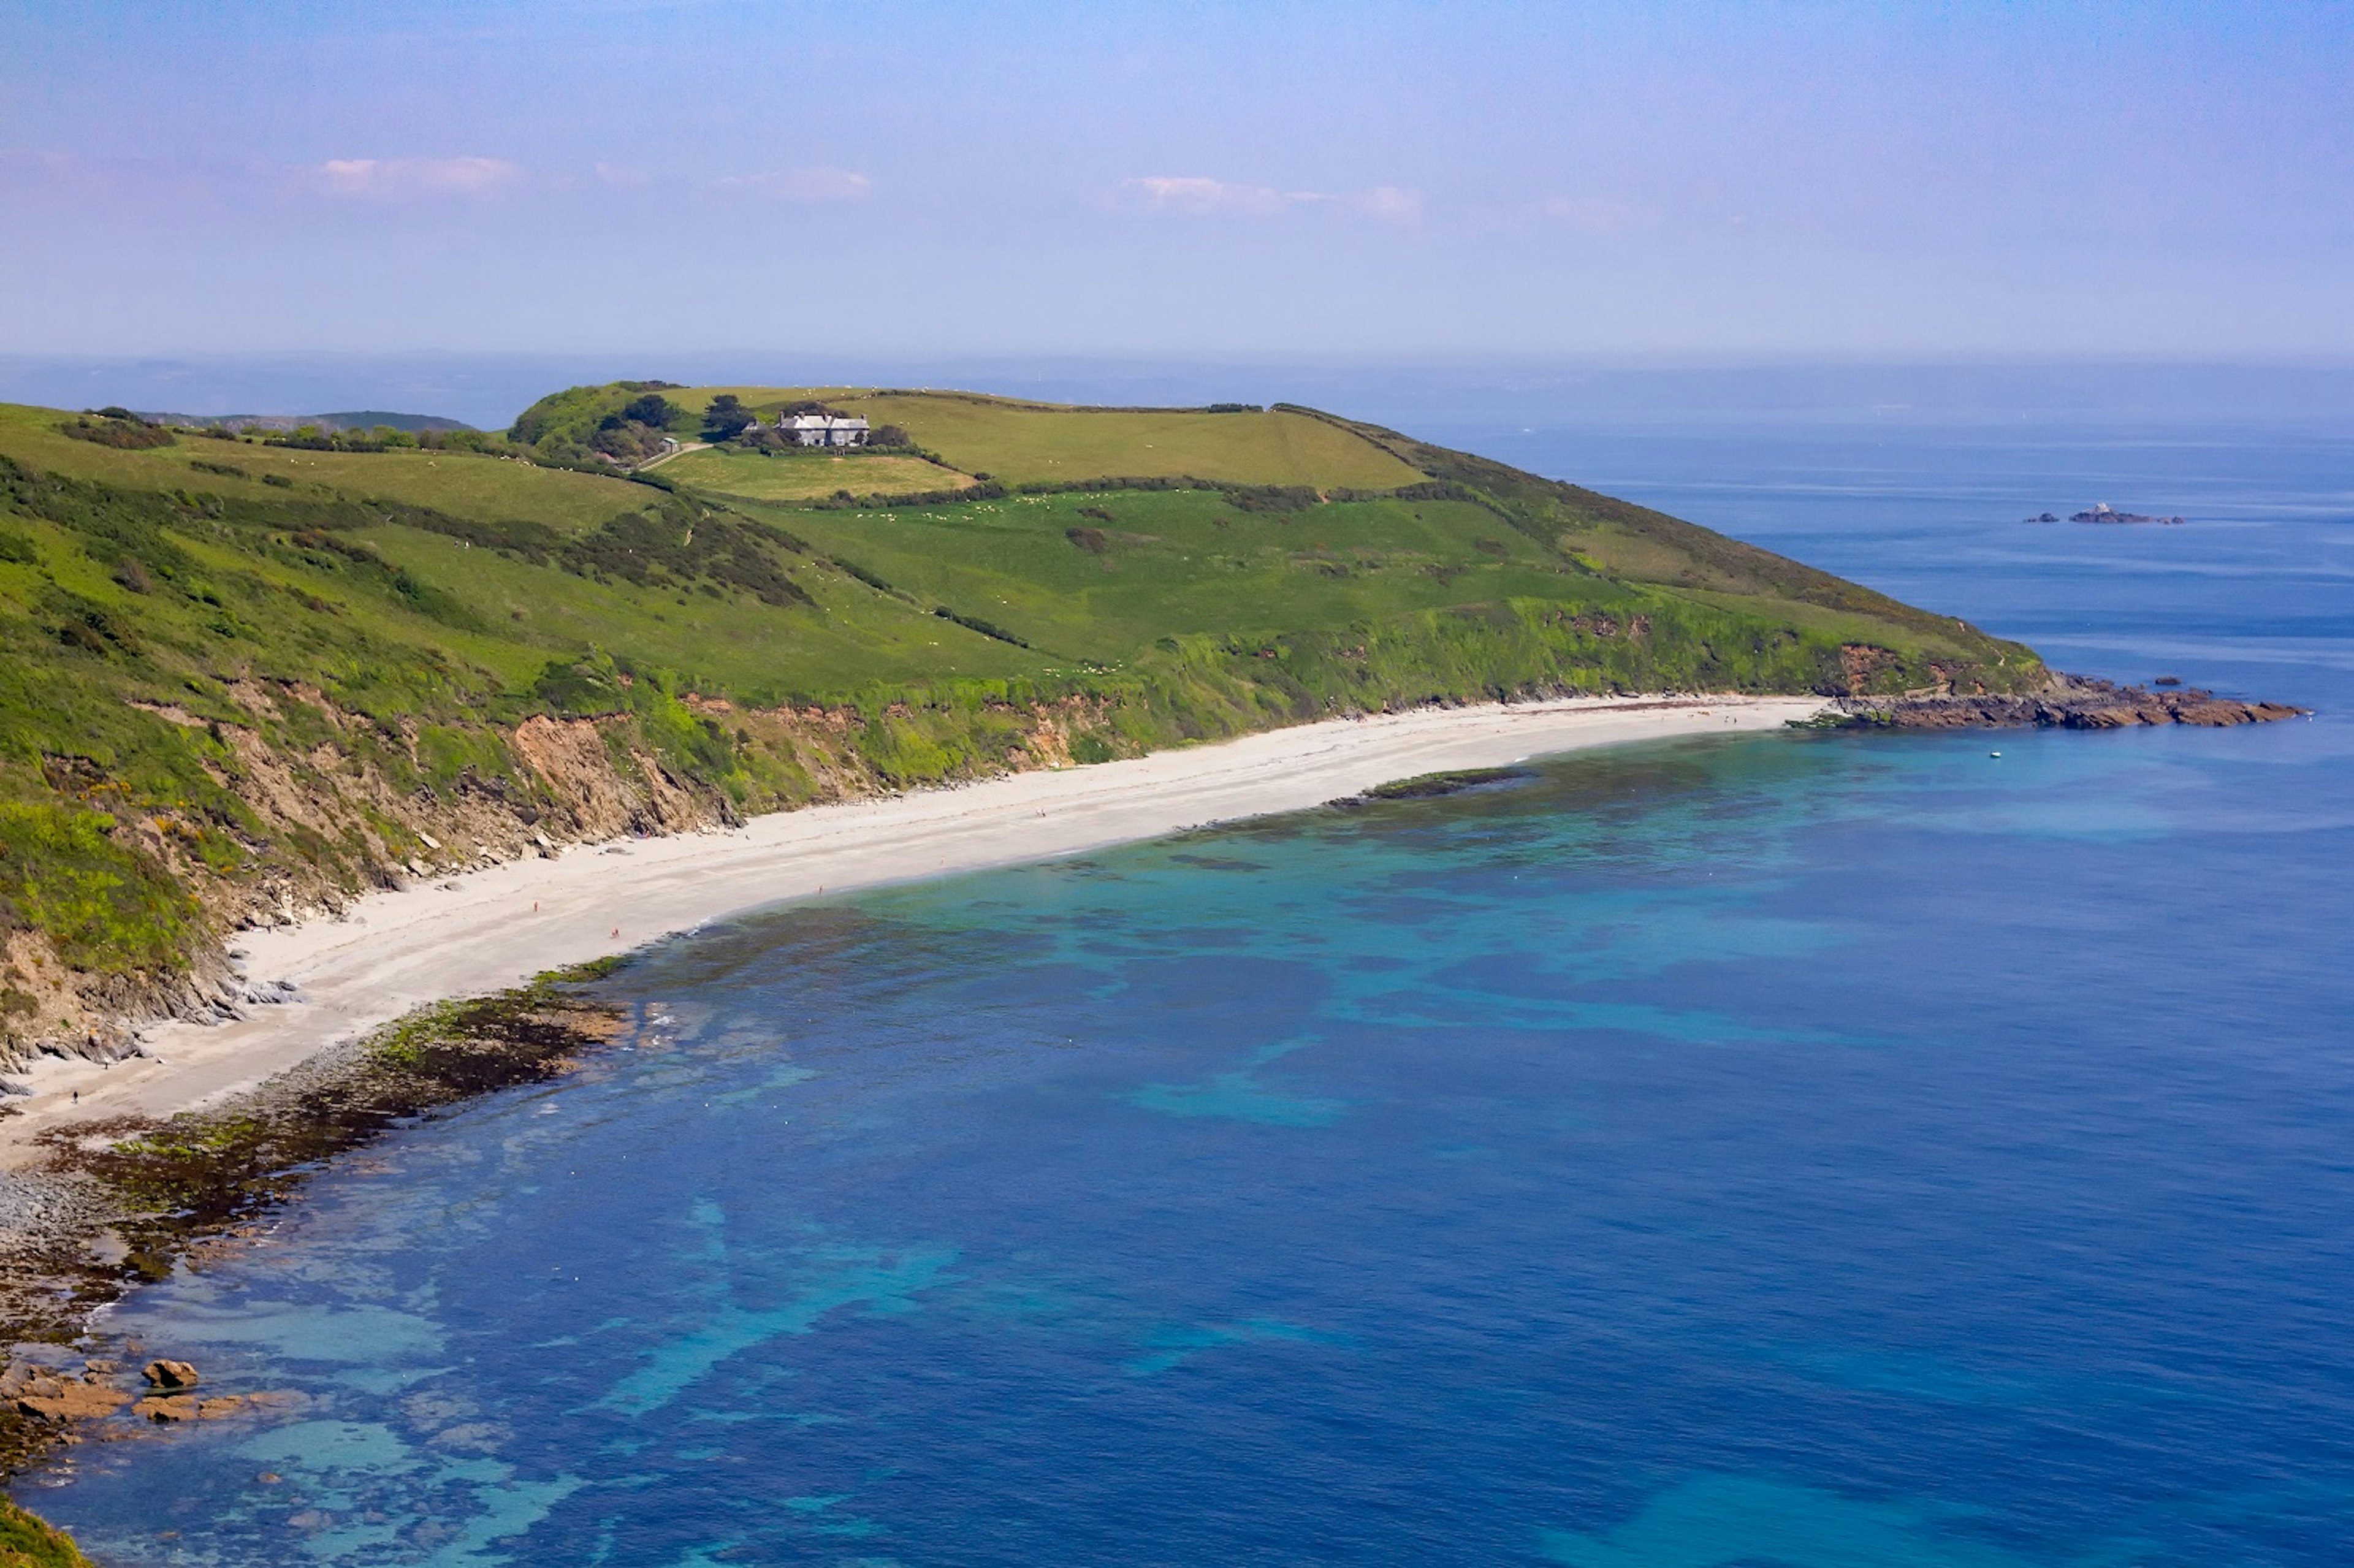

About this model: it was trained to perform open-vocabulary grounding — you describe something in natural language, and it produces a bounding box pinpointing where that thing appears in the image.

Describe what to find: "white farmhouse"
[786,412,871,448]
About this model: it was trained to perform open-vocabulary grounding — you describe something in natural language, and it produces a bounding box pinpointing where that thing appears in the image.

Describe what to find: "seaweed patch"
[0,959,628,1477]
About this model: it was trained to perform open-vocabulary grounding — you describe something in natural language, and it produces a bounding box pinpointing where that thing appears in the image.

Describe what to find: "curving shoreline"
[0,693,1819,1485]
[0,694,1825,1168]
[0,680,2306,1533]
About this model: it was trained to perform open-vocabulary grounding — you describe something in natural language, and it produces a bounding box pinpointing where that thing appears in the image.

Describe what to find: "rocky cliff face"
[1835,674,2307,730]
[0,684,1121,1078]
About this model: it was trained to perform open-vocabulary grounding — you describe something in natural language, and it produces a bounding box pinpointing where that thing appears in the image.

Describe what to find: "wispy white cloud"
[1119,176,1324,216]
[1119,175,1421,223]
[317,156,521,199]
[709,167,873,202]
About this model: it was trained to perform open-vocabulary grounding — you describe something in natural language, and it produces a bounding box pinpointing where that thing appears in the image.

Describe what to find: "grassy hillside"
[582,386,1426,489]
[0,1500,91,1568]
[0,403,632,529]
[0,386,2041,1058]
[658,444,972,503]
[829,393,1426,489]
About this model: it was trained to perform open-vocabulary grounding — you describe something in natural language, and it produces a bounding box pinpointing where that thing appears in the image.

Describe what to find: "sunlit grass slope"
[658,444,972,503]
[0,403,636,532]
[0,1499,93,1568]
[758,488,1575,663]
[847,395,1425,489]
[657,387,1425,489]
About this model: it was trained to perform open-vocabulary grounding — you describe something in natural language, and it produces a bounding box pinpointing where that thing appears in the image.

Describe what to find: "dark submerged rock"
[1332,766,1534,808]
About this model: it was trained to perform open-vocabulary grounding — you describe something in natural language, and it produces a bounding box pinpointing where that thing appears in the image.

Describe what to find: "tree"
[622,393,677,429]
[702,395,755,440]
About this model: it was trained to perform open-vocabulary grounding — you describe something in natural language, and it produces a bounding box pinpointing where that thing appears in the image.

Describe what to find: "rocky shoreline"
[0,962,628,1489]
[1829,674,2309,731]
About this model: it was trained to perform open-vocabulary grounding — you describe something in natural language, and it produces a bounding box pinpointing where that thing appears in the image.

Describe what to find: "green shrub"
[0,1498,95,1567]
[0,802,202,973]
[58,416,175,450]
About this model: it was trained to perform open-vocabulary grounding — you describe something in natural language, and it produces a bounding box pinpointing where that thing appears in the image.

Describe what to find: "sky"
[2,1,2352,363]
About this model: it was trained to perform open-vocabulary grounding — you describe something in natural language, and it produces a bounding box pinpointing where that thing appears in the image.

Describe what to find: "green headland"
[0,384,2041,1055]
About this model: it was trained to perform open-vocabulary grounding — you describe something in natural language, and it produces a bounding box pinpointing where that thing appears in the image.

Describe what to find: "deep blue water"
[22,422,2354,1566]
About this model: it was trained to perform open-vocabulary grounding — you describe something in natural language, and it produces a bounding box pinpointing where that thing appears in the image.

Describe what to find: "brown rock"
[1840,674,2306,732]
[134,1394,201,1422]
[143,1358,199,1390]
[18,1382,131,1421]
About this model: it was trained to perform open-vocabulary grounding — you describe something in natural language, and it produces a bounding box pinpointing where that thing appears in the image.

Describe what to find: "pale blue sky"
[4,1,2349,359]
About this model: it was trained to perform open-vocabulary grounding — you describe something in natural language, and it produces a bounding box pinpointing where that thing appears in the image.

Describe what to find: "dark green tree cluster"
[702,395,758,441]
[59,412,176,450]
[508,381,685,464]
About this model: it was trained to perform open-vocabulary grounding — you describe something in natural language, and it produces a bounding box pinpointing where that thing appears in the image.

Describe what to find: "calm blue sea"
[23,421,2354,1566]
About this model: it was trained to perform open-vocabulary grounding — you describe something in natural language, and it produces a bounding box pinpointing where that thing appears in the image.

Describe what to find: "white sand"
[1,694,1821,1161]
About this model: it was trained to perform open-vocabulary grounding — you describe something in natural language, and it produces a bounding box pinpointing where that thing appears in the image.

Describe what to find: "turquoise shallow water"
[21,422,2353,1565]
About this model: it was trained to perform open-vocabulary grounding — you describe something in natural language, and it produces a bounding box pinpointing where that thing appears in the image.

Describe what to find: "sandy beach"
[0,695,1822,1163]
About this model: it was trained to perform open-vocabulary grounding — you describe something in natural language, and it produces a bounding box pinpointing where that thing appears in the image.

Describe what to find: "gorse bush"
[0,802,202,974]
[59,416,175,450]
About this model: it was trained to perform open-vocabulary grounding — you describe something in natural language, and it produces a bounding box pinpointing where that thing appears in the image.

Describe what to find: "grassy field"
[756,487,1574,662]
[858,395,1421,488]
[657,445,973,503]
[343,522,1037,697]
[625,387,1425,490]
[0,403,642,533]
[842,394,1424,489]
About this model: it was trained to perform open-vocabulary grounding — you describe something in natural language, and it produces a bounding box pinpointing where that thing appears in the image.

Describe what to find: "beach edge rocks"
[1822,673,2308,731]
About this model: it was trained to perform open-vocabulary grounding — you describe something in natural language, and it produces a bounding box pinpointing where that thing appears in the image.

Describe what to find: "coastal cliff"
[0,674,1126,1072]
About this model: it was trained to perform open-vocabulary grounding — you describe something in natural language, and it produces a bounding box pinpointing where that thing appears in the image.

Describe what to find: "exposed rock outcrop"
[141,1358,197,1390]
[0,1351,294,1426]
[1834,674,2307,730]
[133,1393,257,1422]
[12,1377,128,1423]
